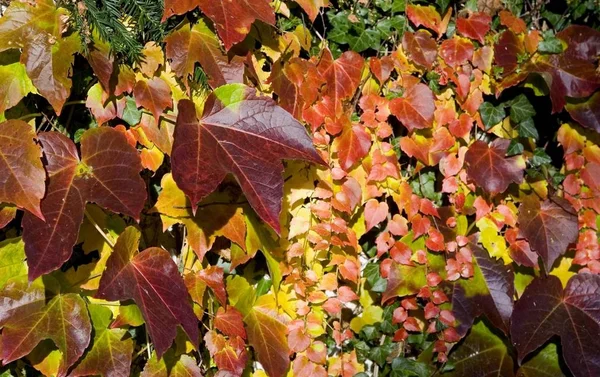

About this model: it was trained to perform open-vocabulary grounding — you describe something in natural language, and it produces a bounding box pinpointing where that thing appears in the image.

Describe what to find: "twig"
[84,208,115,248]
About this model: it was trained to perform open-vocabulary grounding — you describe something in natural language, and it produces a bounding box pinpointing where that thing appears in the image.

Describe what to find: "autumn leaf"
[0,61,37,114]
[465,139,525,194]
[517,196,578,271]
[390,83,435,132]
[162,0,275,50]
[317,49,364,112]
[70,304,134,377]
[22,127,146,280]
[171,84,324,234]
[439,37,474,67]
[516,343,567,377]
[402,30,438,69]
[0,276,92,377]
[133,76,173,122]
[456,12,491,44]
[406,5,443,35]
[565,91,600,133]
[205,331,248,376]
[294,0,329,22]
[334,122,371,171]
[0,120,45,219]
[215,306,247,340]
[511,274,600,377]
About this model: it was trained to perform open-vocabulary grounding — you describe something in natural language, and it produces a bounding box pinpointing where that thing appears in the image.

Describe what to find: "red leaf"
[22,128,146,280]
[205,331,248,376]
[402,30,438,69]
[171,84,324,234]
[163,0,275,50]
[565,92,600,133]
[456,12,491,44]
[512,274,600,377]
[215,306,247,340]
[134,77,173,122]
[499,10,527,34]
[406,4,443,35]
[464,139,524,194]
[97,227,199,358]
[440,37,474,67]
[494,30,524,76]
[198,266,227,306]
[0,120,45,219]
[317,49,364,110]
[334,123,371,171]
[518,196,578,271]
[390,83,435,132]
[364,199,388,232]
[294,0,329,22]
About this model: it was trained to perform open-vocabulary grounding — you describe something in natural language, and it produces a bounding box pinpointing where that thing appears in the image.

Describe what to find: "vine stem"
[84,208,115,248]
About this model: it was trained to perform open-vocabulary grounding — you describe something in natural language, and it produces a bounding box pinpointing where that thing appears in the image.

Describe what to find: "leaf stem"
[84,208,115,248]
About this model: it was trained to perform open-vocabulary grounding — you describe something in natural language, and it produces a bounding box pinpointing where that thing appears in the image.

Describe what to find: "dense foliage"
[0,0,599,376]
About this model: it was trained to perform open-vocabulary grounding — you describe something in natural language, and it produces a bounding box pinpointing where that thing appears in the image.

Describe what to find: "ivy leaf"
[0,277,92,377]
[565,91,600,133]
[96,227,199,358]
[22,128,146,280]
[465,139,525,194]
[478,102,505,129]
[165,19,244,88]
[511,274,600,377]
[334,122,371,171]
[456,12,491,44]
[446,321,515,377]
[0,62,36,114]
[0,120,45,219]
[141,352,202,377]
[70,304,134,377]
[390,83,435,132]
[509,94,536,123]
[162,0,275,50]
[402,31,438,70]
[0,237,26,289]
[517,118,539,139]
[517,196,578,271]
[171,84,324,234]
[452,242,514,336]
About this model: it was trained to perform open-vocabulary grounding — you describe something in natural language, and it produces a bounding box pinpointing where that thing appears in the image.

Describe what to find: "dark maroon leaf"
[96,227,199,358]
[565,92,600,133]
[171,84,324,234]
[465,139,525,194]
[494,30,524,76]
[22,128,146,280]
[511,274,600,377]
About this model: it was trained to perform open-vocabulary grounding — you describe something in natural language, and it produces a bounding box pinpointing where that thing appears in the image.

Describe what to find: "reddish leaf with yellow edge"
[0,277,92,377]
[565,92,600,133]
[334,122,371,171]
[406,4,443,35]
[390,83,435,132]
[294,0,329,22]
[22,128,146,280]
[511,274,600,377]
[171,84,324,234]
[364,199,388,232]
[440,37,474,67]
[198,266,227,306]
[317,49,364,110]
[456,12,491,44]
[402,30,438,69]
[215,306,247,340]
[517,196,578,271]
[163,0,275,50]
[70,304,134,377]
[0,120,45,219]
[465,139,524,194]
[96,227,199,358]
[165,19,244,88]
[133,77,173,122]
[205,331,248,376]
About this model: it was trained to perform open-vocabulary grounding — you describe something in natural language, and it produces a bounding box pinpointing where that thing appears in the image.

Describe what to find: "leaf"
[0,120,45,219]
[494,30,524,75]
[517,196,578,271]
[70,304,134,377]
[516,343,567,377]
[317,49,364,109]
[0,237,26,289]
[465,139,524,194]
[406,5,443,35]
[215,306,247,340]
[141,352,202,377]
[511,274,600,377]
[565,91,600,133]
[0,277,92,377]
[294,0,329,22]
[478,102,506,129]
[22,127,146,280]
[165,19,244,88]
[509,94,536,123]
[163,0,275,50]
[402,30,438,69]
[390,83,435,132]
[334,123,371,171]
[0,61,36,114]
[456,12,491,44]
[364,199,388,232]
[452,242,514,336]
[171,84,324,234]
[446,321,515,377]
[243,295,290,377]
[96,227,198,358]
[204,331,248,376]
[134,77,173,122]
[439,37,474,67]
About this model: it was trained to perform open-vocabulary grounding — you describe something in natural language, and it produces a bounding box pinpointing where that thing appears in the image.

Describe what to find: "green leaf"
[538,31,564,54]
[479,102,506,129]
[509,94,536,123]
[391,357,434,377]
[517,118,539,139]
[517,342,567,377]
[349,28,381,52]
[122,97,142,126]
[0,62,37,114]
[507,140,524,155]
[0,237,26,289]
[531,148,552,167]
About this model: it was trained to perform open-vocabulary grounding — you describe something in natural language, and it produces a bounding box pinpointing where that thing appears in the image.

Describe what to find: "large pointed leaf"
[165,19,243,88]
[317,49,364,110]
[96,227,199,358]
[22,127,146,280]
[511,274,600,377]
[133,77,173,122]
[465,139,524,194]
[446,321,515,377]
[517,196,578,271]
[171,84,324,233]
[162,0,275,50]
[452,242,514,336]
[0,277,92,377]
[390,83,435,132]
[0,120,45,219]
[70,304,134,377]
